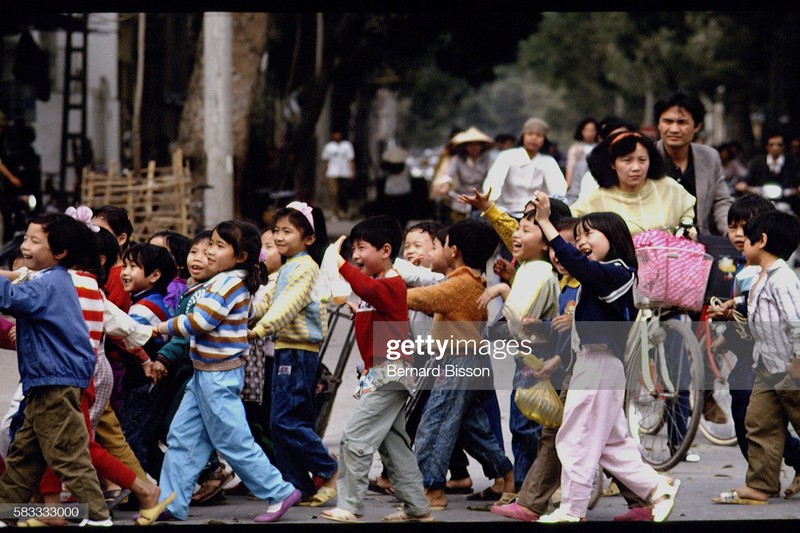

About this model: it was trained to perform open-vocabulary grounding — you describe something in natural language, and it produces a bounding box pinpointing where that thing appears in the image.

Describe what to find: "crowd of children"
[0,176,799,525]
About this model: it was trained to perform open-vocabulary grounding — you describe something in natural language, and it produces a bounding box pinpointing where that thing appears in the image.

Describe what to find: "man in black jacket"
[738,130,800,215]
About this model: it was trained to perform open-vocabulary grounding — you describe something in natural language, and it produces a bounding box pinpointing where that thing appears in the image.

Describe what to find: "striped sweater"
[69,270,105,356]
[159,269,250,371]
[250,252,327,352]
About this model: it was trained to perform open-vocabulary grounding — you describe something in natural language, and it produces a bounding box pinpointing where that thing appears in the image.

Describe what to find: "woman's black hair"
[588,131,665,189]
[213,220,264,294]
[273,203,328,265]
[95,227,121,288]
[575,212,637,270]
[150,230,191,280]
[92,205,134,251]
[573,117,598,142]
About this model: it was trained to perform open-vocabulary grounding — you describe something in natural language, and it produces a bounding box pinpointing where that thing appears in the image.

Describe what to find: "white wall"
[32,13,120,194]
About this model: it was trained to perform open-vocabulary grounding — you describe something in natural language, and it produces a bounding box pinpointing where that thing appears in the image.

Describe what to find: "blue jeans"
[270,348,337,496]
[159,367,295,520]
[448,389,505,481]
[415,354,513,490]
[510,389,541,489]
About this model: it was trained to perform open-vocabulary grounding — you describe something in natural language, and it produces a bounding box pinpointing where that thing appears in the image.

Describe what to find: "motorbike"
[750,181,798,213]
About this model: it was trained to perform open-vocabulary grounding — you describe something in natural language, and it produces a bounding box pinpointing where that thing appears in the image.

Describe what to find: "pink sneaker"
[490,502,540,522]
[613,506,653,521]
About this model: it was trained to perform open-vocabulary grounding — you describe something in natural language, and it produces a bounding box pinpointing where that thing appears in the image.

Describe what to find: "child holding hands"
[153,220,299,523]
[321,216,431,523]
[711,210,800,505]
[530,191,679,523]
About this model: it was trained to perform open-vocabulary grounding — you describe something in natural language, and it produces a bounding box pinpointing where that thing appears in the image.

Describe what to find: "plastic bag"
[514,379,563,428]
[320,243,351,305]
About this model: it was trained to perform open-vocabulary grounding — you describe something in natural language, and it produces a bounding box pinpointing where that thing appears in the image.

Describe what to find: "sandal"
[649,477,681,522]
[490,502,540,522]
[136,492,176,526]
[191,467,234,505]
[298,486,337,507]
[368,477,395,496]
[786,475,800,498]
[320,507,364,523]
[496,492,517,506]
[383,510,434,522]
[104,488,132,511]
[465,487,503,501]
[712,489,768,505]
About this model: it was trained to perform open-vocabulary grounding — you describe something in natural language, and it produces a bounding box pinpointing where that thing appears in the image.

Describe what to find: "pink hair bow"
[286,201,315,231]
[65,205,101,233]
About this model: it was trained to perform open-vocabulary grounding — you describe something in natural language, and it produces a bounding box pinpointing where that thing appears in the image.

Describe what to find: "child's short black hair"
[122,243,178,294]
[522,197,572,230]
[445,218,498,271]
[744,210,800,261]
[405,220,443,240]
[95,227,121,287]
[576,212,637,269]
[349,215,404,261]
[273,203,328,265]
[435,226,449,246]
[29,213,98,271]
[728,195,776,225]
[92,205,134,250]
[555,216,580,233]
[191,229,213,247]
[150,230,191,280]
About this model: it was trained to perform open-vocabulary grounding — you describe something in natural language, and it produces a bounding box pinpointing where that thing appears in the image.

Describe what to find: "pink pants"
[555,350,661,517]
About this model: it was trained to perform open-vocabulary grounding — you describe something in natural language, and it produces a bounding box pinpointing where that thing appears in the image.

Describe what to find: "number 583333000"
[0,503,86,520]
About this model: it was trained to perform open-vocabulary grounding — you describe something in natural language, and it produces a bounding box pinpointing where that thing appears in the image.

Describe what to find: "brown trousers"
[94,403,148,481]
[0,386,109,521]
[745,372,800,494]
[516,375,569,514]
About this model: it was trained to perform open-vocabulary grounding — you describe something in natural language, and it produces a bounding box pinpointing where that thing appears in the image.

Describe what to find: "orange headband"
[609,131,642,147]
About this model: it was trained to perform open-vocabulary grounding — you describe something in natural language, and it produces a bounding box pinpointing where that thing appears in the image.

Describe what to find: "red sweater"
[339,262,409,369]
[105,264,131,312]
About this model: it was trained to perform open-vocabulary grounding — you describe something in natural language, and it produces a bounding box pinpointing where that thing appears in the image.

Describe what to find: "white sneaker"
[650,477,681,522]
[78,518,114,527]
[684,449,700,463]
[538,507,582,523]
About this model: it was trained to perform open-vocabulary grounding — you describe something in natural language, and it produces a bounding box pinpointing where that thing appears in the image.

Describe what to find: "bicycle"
[623,234,713,471]
[692,303,738,446]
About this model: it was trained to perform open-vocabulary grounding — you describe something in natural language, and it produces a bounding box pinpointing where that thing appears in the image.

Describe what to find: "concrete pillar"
[203,12,234,227]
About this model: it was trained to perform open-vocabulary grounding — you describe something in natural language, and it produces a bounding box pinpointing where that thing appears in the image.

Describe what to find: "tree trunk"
[177,13,269,217]
[272,14,355,204]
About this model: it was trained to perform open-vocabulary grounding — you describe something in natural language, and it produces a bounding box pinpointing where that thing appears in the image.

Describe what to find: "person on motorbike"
[737,130,800,216]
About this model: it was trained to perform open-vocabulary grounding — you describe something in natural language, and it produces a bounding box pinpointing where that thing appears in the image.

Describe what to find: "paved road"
[1,218,800,524]
[2,334,800,526]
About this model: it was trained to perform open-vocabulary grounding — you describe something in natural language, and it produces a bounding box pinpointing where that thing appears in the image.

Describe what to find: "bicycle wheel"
[694,337,737,446]
[625,317,704,471]
[624,318,666,437]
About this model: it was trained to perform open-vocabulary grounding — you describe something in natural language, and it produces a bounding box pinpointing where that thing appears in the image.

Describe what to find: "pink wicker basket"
[632,230,713,312]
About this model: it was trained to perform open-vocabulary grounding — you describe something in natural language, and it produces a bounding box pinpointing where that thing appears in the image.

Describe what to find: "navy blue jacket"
[0,265,95,394]
[549,235,636,358]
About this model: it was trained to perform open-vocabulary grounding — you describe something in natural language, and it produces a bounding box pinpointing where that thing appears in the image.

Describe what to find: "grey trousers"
[337,384,430,516]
